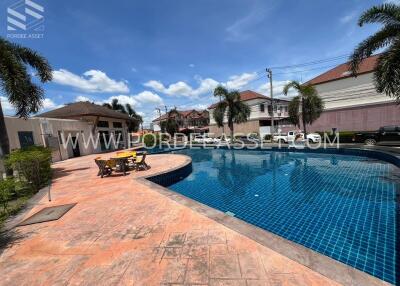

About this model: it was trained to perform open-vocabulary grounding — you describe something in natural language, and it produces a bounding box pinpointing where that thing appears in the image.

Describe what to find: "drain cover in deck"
[17,203,77,226]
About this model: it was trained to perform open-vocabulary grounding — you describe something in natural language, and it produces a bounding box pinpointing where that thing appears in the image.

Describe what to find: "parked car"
[234,135,261,144]
[273,131,321,143]
[192,134,214,144]
[352,126,400,146]
[213,135,231,143]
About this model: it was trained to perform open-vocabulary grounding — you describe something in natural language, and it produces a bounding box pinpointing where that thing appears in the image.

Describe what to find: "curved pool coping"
[137,149,395,286]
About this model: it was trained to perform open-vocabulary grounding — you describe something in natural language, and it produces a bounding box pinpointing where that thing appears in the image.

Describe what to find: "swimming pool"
[168,148,398,284]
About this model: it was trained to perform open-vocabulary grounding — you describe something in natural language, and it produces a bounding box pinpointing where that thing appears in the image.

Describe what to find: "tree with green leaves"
[102,98,127,114]
[349,3,400,103]
[125,103,143,132]
[283,81,324,135]
[212,86,251,141]
[0,38,52,157]
[160,108,180,136]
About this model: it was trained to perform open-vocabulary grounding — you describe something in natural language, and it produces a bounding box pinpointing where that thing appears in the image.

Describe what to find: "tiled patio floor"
[0,152,341,286]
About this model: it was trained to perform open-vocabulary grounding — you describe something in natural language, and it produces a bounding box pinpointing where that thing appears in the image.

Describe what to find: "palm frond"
[213,85,228,98]
[288,96,301,127]
[9,41,52,82]
[349,25,399,74]
[374,38,400,103]
[213,101,227,127]
[283,81,302,95]
[303,93,324,124]
[103,103,112,109]
[358,4,400,27]
[232,101,250,124]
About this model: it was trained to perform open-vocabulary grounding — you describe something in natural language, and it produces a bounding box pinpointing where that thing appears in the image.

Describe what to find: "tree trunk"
[229,121,234,143]
[0,101,10,157]
[301,96,307,135]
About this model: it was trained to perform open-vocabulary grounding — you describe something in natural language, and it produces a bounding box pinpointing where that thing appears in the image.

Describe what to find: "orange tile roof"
[306,54,379,85]
[208,90,287,109]
[152,109,208,122]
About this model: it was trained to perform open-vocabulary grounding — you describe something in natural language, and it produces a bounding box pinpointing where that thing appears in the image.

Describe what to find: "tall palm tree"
[102,98,127,114]
[283,81,324,135]
[349,3,400,103]
[125,103,143,132]
[0,38,52,156]
[213,86,251,141]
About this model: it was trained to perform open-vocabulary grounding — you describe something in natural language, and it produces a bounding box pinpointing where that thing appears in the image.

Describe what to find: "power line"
[269,54,350,70]
[273,63,340,75]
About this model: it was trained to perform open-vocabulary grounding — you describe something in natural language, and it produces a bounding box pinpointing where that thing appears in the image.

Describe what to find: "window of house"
[260,104,265,112]
[97,121,109,128]
[18,131,34,148]
[113,122,123,128]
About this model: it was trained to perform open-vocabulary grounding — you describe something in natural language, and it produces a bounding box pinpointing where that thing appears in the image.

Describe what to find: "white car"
[273,131,321,143]
[306,133,322,143]
[192,134,215,144]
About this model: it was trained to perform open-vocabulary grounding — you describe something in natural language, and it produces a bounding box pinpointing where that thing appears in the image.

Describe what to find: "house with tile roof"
[304,54,400,132]
[208,90,290,137]
[3,102,136,162]
[152,109,209,133]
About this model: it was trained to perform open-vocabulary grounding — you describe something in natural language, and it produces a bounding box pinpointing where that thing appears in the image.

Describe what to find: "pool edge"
[136,153,393,286]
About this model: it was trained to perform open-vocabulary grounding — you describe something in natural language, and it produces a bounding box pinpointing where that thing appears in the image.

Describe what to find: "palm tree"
[283,81,324,135]
[213,86,251,141]
[102,98,127,114]
[0,38,52,156]
[125,103,143,132]
[349,3,400,103]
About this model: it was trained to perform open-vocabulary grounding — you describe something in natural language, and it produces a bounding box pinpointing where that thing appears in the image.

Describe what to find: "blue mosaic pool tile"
[167,149,399,285]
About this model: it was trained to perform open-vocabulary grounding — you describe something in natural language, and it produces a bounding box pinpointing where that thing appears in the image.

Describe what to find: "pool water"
[169,148,398,284]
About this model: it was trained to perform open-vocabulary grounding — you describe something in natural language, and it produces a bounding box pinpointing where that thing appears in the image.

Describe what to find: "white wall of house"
[314,72,394,110]
[209,98,289,125]
[5,116,98,162]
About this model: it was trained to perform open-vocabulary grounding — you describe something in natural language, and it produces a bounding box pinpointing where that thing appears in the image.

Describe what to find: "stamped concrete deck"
[0,152,342,286]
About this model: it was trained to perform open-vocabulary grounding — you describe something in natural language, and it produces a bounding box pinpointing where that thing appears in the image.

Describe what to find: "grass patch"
[0,194,32,230]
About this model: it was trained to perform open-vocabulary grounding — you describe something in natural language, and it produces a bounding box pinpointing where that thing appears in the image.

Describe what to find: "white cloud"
[52,69,130,93]
[189,64,195,68]
[340,11,357,24]
[131,67,137,72]
[100,91,164,108]
[257,80,293,98]
[225,72,258,89]
[1,97,57,113]
[133,91,164,105]
[75,95,91,102]
[143,72,257,98]
[384,0,400,4]
[42,98,56,109]
[0,96,13,112]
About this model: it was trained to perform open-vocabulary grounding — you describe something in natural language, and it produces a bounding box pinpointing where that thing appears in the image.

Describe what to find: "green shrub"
[6,146,52,192]
[0,178,15,214]
[142,133,160,147]
[317,131,355,143]
[264,134,272,141]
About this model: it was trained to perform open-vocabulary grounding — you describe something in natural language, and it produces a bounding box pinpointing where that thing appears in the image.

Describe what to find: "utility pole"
[266,68,274,138]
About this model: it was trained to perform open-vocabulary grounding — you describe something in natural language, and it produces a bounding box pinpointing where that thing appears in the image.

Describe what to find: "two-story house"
[304,54,400,132]
[152,109,209,133]
[208,90,290,136]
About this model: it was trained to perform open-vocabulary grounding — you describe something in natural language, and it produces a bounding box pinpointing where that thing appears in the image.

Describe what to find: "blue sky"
[0,0,393,126]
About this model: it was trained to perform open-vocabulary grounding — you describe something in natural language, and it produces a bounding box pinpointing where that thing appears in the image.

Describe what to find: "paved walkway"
[0,152,340,286]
